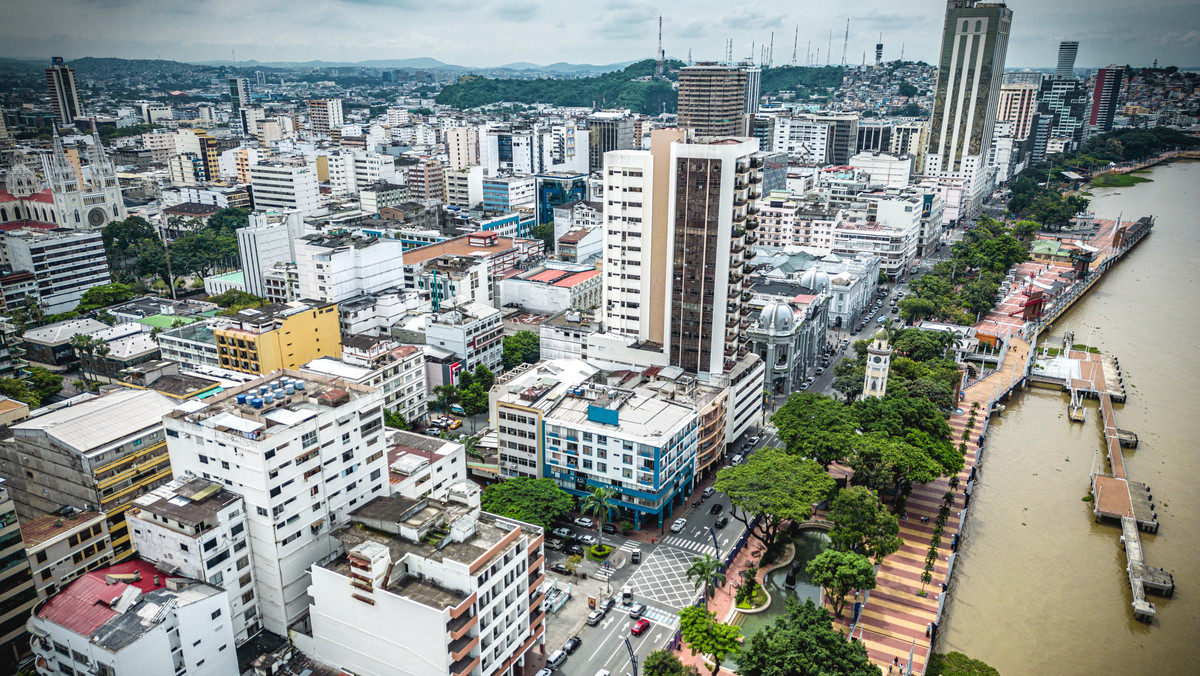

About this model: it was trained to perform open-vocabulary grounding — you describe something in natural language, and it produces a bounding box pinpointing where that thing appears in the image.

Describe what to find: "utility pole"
[623,637,639,676]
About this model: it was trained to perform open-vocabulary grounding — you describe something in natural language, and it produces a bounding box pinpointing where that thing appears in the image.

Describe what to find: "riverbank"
[938,160,1200,674]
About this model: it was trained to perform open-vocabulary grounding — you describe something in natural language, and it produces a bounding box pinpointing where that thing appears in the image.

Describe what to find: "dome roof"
[798,267,830,293]
[759,301,795,335]
[875,327,889,341]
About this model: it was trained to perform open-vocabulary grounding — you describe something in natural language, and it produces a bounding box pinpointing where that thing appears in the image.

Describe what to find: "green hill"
[759,65,845,94]
[436,59,682,115]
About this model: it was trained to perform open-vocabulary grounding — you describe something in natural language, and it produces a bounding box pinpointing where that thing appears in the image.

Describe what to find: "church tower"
[41,124,126,230]
[863,327,892,398]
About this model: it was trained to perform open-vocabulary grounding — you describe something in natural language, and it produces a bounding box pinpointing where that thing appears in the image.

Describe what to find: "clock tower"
[863,327,892,399]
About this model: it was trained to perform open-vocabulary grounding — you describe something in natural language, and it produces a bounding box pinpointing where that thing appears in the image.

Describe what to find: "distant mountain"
[194,57,636,75]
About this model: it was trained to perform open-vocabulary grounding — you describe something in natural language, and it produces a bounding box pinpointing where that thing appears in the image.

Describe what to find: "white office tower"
[304,493,544,676]
[294,232,406,303]
[924,1,1012,221]
[164,372,389,635]
[1056,40,1079,79]
[127,477,262,644]
[447,125,481,170]
[306,99,344,136]
[237,212,306,299]
[601,147,658,341]
[28,565,238,676]
[771,115,832,165]
[249,160,320,213]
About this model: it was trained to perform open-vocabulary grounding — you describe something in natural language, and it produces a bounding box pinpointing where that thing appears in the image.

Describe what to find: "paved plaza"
[627,544,702,609]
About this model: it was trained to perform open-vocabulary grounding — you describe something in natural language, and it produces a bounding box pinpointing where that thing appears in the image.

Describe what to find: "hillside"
[759,65,845,94]
[435,59,683,115]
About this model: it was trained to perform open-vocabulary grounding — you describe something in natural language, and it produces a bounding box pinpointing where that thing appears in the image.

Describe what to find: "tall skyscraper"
[997,82,1038,140]
[1056,40,1079,79]
[1090,65,1124,133]
[677,64,748,136]
[1037,77,1089,151]
[587,111,636,172]
[925,1,1012,219]
[306,99,344,136]
[742,63,762,115]
[45,57,84,125]
[228,76,250,135]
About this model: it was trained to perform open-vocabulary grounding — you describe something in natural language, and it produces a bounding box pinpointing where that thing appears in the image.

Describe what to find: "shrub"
[620,519,635,534]
[586,544,613,561]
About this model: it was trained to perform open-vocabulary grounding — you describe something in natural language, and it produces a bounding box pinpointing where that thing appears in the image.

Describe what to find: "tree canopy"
[502,331,540,371]
[479,477,573,529]
[926,652,1002,676]
[827,486,902,563]
[714,447,835,547]
[805,549,876,619]
[77,283,136,313]
[643,649,700,676]
[771,392,857,467]
[677,606,742,676]
[736,598,877,676]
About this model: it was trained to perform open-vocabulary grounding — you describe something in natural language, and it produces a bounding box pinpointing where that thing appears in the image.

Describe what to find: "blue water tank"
[264,394,274,405]
[295,381,306,391]
[285,385,295,395]
[251,397,263,409]
[237,394,248,405]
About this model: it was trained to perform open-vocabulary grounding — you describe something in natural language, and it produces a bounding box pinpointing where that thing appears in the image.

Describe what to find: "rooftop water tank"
[264,394,274,405]
[236,394,248,405]
[295,381,306,391]
[251,397,263,409]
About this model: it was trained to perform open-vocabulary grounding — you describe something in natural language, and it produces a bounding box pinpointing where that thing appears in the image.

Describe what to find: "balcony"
[448,634,479,663]
[745,219,759,230]
[447,611,478,640]
[450,655,480,676]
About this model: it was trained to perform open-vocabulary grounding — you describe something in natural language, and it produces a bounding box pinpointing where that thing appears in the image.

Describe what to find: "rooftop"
[20,509,106,550]
[22,317,109,345]
[12,388,179,455]
[163,202,220,217]
[402,232,531,265]
[129,477,241,529]
[546,385,694,439]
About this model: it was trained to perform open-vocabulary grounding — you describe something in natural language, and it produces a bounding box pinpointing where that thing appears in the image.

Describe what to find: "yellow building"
[214,299,341,374]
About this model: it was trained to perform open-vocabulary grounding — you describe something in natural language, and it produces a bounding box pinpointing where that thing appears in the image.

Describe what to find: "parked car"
[595,671,611,676]
[573,517,595,528]
[628,602,646,619]
[815,367,825,375]
[670,518,688,533]
[423,429,442,437]
[567,543,585,555]
[747,435,761,445]
[536,669,553,676]
[702,487,716,498]
[550,563,571,575]
[631,619,650,636]
[552,527,572,539]
[714,516,729,529]
[601,523,618,535]
[546,538,564,551]
[578,534,598,546]
[588,608,606,625]
[599,597,616,614]
[547,650,568,669]
[562,636,582,654]
[730,454,744,465]
[448,420,462,430]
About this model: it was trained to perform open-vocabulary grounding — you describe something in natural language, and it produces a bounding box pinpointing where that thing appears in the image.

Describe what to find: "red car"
[631,619,650,636]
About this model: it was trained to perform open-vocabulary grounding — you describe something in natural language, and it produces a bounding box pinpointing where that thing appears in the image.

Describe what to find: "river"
[939,160,1200,674]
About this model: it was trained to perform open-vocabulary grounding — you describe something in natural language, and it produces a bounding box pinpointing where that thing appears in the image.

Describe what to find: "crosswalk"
[660,535,720,555]
[642,605,680,630]
[593,539,642,581]
[619,540,641,553]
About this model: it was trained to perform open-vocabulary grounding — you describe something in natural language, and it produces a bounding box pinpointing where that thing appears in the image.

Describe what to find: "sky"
[2,0,1197,69]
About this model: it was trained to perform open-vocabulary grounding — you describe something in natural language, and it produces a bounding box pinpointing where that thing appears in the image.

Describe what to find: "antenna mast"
[655,14,664,79]
[827,31,832,66]
[841,19,849,66]
[792,26,798,65]
[769,30,774,67]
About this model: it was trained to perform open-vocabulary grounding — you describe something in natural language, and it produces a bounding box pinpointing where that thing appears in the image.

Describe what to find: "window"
[242,589,255,603]
[211,609,222,620]
[231,522,244,536]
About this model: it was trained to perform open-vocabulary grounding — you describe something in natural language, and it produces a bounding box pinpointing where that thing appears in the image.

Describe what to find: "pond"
[726,528,830,670]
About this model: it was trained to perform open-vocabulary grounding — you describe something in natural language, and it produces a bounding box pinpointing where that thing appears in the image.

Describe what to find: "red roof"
[791,293,818,304]
[0,190,16,203]
[553,269,602,288]
[37,560,175,637]
[530,269,571,284]
[0,220,58,232]
[27,191,55,204]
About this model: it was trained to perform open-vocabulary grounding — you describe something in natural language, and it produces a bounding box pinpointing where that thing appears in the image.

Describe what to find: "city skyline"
[2,0,1197,70]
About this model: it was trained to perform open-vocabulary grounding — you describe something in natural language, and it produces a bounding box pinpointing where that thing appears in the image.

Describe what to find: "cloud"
[676,19,708,39]
[719,5,785,30]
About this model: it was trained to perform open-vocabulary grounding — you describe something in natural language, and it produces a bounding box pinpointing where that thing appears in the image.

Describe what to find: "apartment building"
[305,493,545,676]
[481,175,535,211]
[20,509,114,600]
[771,115,832,164]
[27,560,238,676]
[489,360,599,479]
[677,64,748,136]
[756,191,842,249]
[126,477,261,644]
[359,182,409,214]
[425,300,503,374]
[0,478,36,667]
[212,300,341,375]
[385,430,468,501]
[295,233,406,303]
[401,232,544,293]
[419,255,494,309]
[307,98,344,136]
[163,370,389,634]
[1,228,111,314]
[447,126,481,170]
[446,166,485,210]
[303,341,428,424]
[0,389,180,559]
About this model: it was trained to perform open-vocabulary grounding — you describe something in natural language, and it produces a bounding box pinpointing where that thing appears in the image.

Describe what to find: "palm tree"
[581,486,615,551]
[93,340,111,381]
[686,554,727,607]
[69,334,95,382]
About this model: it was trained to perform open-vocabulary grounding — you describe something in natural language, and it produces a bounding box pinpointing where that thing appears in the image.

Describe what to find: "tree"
[479,477,573,529]
[532,222,556,255]
[69,333,96,381]
[736,565,761,606]
[77,283,136,312]
[677,606,742,676]
[736,598,877,676]
[714,448,835,548]
[685,553,726,602]
[432,384,459,414]
[27,367,63,404]
[926,652,1002,676]
[1011,219,1040,241]
[0,378,40,409]
[828,487,902,563]
[805,549,876,619]
[205,208,250,233]
[643,649,700,676]
[898,296,937,324]
[771,392,857,467]
[502,331,541,371]
[580,485,615,549]
[383,410,412,430]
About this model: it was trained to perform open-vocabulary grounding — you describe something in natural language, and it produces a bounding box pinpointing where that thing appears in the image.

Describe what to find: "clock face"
[87,207,106,227]
[874,356,883,364]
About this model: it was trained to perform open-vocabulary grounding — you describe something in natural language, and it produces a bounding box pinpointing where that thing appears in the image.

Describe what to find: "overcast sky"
[3,0,1197,68]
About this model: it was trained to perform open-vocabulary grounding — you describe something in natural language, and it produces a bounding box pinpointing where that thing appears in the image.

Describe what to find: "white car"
[573,517,595,528]
[747,435,761,445]
[670,518,687,533]
[578,534,598,546]
[551,527,572,539]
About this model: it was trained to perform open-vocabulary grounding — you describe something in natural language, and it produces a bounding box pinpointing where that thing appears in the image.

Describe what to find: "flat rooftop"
[403,232,529,265]
[546,385,693,439]
[130,477,241,528]
[20,510,106,549]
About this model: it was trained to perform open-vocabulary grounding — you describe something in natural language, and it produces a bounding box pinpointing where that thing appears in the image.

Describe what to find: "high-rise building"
[0,389,180,560]
[0,228,110,314]
[677,64,748,136]
[742,63,762,115]
[306,98,344,136]
[294,233,406,304]
[228,77,251,136]
[1056,40,1079,79]
[925,1,1012,220]
[249,160,320,213]
[997,82,1039,140]
[211,300,341,375]
[0,478,37,668]
[534,172,588,226]
[406,158,445,202]
[45,57,84,125]
[164,371,389,635]
[1090,65,1124,133]
[1036,77,1089,151]
[586,111,636,172]
[446,125,480,170]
